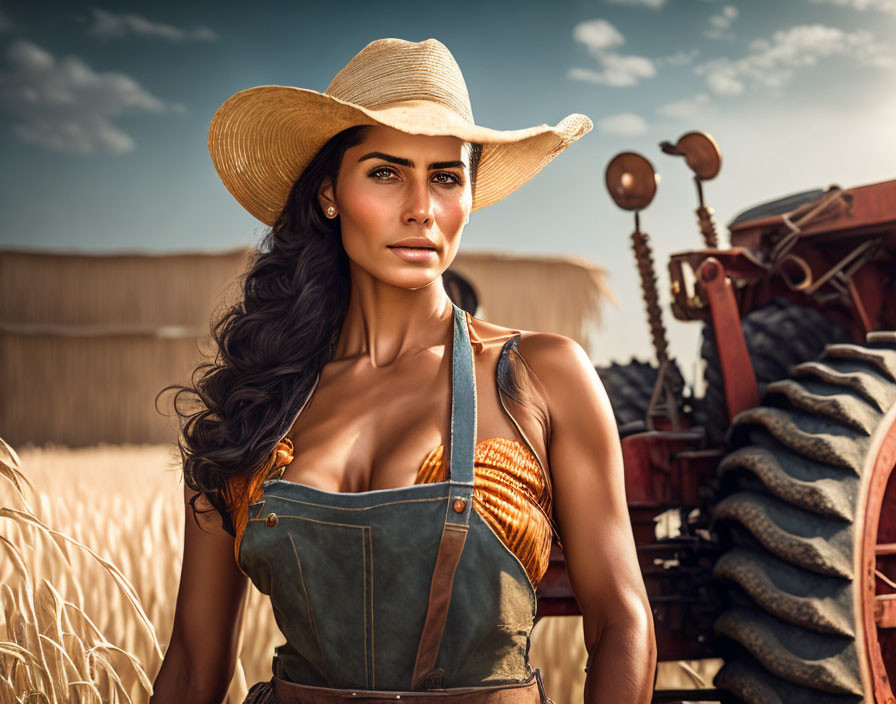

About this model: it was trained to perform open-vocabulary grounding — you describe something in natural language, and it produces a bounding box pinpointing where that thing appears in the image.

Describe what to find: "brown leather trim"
[270,672,543,704]
[410,523,470,690]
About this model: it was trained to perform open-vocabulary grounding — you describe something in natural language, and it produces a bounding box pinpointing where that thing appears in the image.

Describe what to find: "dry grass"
[0,441,718,704]
[0,440,279,703]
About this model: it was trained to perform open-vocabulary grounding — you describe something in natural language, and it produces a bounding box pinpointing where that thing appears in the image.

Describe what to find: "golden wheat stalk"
[0,506,162,662]
[0,438,164,702]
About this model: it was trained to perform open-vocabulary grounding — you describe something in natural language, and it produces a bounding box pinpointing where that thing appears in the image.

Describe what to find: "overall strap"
[448,301,476,500]
[410,302,477,690]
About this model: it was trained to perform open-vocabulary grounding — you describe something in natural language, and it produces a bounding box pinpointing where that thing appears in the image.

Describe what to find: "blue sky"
[1,0,895,373]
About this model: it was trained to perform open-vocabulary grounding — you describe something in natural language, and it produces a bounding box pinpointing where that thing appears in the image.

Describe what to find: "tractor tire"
[596,358,684,436]
[711,332,896,703]
[701,298,850,445]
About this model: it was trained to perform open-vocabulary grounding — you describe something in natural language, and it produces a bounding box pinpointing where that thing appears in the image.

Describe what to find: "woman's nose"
[403,179,434,225]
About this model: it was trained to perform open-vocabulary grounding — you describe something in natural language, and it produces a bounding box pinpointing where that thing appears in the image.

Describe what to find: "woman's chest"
[277,347,546,491]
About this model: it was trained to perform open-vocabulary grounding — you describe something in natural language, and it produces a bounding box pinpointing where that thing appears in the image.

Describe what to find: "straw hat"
[208,37,594,226]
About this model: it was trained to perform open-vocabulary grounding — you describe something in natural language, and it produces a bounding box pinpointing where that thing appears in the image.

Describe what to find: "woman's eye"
[434,172,461,186]
[370,167,396,181]
[368,167,461,186]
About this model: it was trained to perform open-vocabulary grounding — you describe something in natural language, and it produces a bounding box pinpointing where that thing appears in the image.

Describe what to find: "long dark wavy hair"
[159,125,541,536]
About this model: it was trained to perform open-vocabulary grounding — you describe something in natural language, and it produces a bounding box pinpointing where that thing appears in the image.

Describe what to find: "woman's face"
[319,125,473,291]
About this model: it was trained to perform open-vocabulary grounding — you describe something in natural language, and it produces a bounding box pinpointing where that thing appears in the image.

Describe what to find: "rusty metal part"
[876,595,896,629]
[696,203,719,249]
[647,359,684,431]
[622,430,713,507]
[859,346,896,702]
[630,225,684,430]
[668,238,885,344]
[667,248,769,323]
[619,430,723,663]
[694,175,719,248]
[605,151,658,211]
[774,236,882,333]
[768,186,852,260]
[698,257,761,419]
[776,253,814,291]
[729,178,896,256]
[803,238,881,297]
[661,132,722,247]
[632,228,670,364]
[659,131,722,181]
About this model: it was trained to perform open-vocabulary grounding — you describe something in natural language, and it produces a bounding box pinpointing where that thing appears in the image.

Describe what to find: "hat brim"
[208,85,593,226]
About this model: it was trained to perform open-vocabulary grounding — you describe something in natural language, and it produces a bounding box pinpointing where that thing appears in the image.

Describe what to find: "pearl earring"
[326,206,336,218]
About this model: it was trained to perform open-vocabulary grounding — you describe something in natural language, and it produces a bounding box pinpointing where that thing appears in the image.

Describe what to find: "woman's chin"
[378,267,444,291]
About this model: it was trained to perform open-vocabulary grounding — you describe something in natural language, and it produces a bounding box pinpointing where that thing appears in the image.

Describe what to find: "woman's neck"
[332,278,455,369]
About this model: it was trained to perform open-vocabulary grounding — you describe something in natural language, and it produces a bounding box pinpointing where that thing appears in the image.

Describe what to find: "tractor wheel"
[596,358,684,436]
[701,298,850,444]
[711,332,896,703]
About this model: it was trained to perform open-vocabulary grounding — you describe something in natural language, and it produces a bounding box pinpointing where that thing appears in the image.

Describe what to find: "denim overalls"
[239,303,549,703]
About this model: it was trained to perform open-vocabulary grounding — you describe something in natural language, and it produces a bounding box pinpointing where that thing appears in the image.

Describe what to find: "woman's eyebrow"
[357,151,466,170]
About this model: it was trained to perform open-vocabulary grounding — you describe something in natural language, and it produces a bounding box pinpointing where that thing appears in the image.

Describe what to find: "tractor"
[534,131,896,704]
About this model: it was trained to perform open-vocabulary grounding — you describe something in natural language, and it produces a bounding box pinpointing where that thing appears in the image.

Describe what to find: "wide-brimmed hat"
[208,37,593,226]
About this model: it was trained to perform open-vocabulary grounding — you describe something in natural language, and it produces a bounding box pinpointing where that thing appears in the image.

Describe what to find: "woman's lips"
[388,246,437,262]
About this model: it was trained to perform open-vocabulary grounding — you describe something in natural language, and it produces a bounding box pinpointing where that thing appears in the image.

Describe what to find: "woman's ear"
[318,180,336,214]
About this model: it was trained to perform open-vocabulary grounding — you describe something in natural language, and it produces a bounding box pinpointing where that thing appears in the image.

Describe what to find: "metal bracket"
[698,257,760,421]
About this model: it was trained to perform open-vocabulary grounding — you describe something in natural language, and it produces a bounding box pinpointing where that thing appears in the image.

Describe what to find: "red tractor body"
[536,169,896,703]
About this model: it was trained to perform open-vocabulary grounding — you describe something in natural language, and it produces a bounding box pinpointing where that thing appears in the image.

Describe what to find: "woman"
[153,38,655,704]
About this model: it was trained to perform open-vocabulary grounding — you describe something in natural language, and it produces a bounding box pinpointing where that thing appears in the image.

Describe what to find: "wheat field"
[0,441,718,703]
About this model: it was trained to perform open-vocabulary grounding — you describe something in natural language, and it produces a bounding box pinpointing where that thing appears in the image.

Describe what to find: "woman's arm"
[521,334,656,704]
[149,486,250,704]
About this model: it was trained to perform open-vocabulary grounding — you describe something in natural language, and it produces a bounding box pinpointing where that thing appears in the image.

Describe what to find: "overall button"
[265,512,279,527]
[452,498,466,513]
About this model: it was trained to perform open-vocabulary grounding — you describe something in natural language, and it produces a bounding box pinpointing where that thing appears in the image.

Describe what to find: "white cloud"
[605,0,666,8]
[705,5,738,40]
[695,24,896,96]
[0,39,182,154]
[698,60,745,94]
[573,19,625,52]
[656,49,700,67]
[809,0,896,12]
[569,56,655,87]
[657,92,714,120]
[86,6,218,42]
[570,19,657,87]
[597,112,648,136]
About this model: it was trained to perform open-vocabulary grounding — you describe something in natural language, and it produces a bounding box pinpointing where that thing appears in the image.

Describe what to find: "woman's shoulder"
[517,330,589,373]
[513,328,614,439]
[466,314,592,431]
[466,312,586,372]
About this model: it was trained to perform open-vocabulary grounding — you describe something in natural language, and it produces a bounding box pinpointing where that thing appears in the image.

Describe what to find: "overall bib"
[239,303,551,704]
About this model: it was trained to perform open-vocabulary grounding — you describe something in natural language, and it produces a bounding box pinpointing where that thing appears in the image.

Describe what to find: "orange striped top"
[414,437,555,588]
[227,436,555,588]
